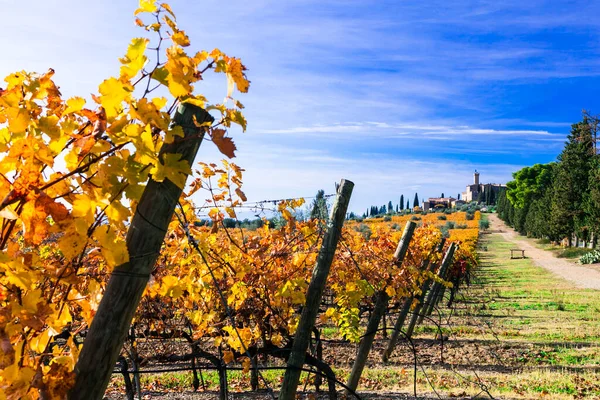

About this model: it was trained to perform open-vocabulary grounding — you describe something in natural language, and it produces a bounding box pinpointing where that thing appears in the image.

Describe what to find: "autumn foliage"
[0,1,248,397]
[0,1,479,398]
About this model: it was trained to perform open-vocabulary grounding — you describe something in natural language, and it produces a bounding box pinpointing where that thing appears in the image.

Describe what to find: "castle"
[422,170,505,211]
[461,170,505,202]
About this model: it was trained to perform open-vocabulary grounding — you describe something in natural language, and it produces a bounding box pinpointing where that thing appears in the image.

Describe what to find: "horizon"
[1,0,596,215]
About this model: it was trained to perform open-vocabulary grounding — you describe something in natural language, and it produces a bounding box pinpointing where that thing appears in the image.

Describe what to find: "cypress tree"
[550,118,595,245]
[399,195,404,211]
[310,189,328,220]
[413,193,419,208]
[406,200,410,210]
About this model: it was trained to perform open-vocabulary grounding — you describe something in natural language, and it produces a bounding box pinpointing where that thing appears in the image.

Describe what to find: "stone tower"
[474,170,480,185]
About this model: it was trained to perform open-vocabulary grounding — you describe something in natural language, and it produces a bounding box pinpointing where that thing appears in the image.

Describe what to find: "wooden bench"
[510,249,525,259]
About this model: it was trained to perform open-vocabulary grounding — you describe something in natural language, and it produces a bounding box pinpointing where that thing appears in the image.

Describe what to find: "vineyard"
[0,1,484,399]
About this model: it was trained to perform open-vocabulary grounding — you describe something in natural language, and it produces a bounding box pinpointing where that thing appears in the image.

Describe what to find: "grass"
[556,247,595,259]
[531,236,596,259]
[408,230,600,398]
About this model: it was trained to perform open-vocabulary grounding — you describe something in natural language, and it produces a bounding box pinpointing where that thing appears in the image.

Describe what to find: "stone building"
[462,170,505,203]
[422,197,461,211]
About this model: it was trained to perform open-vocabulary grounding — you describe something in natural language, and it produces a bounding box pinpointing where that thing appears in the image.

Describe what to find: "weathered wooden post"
[345,221,415,392]
[382,297,411,362]
[418,243,456,324]
[69,104,213,400]
[380,221,430,363]
[400,239,445,340]
[278,179,354,400]
[406,242,454,338]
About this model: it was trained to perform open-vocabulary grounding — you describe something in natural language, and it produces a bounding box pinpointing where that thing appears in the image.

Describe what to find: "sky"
[2,0,600,216]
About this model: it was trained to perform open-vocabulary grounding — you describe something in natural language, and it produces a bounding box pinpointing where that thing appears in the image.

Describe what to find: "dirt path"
[488,213,600,290]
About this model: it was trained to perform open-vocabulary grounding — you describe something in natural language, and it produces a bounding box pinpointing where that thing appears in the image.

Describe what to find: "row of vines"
[0,1,480,398]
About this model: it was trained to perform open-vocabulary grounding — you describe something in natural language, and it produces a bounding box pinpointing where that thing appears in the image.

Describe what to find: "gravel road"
[488,214,600,290]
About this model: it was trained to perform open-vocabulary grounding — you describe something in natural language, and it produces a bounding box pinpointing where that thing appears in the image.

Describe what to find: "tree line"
[497,113,600,247]
[363,193,421,217]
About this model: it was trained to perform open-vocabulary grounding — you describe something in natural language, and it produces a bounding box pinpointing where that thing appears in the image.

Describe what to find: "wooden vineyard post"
[346,291,389,392]
[405,241,452,338]
[418,243,456,325]
[346,221,416,391]
[379,221,421,363]
[278,179,354,400]
[401,239,445,339]
[69,104,214,400]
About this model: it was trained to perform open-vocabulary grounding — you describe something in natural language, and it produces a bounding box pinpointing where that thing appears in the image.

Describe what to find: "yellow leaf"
[385,286,396,297]
[161,2,175,17]
[158,275,183,298]
[94,226,129,268]
[171,30,190,47]
[4,269,33,291]
[165,125,183,144]
[98,77,133,119]
[63,97,85,115]
[56,221,88,261]
[225,207,236,219]
[72,194,96,224]
[150,153,191,189]
[30,329,50,354]
[271,333,283,347]
[8,108,30,134]
[164,46,197,97]
[120,38,149,80]
[51,305,72,332]
[134,0,157,15]
[226,58,250,93]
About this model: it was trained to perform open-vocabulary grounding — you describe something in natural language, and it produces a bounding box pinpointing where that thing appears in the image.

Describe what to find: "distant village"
[360,170,506,219]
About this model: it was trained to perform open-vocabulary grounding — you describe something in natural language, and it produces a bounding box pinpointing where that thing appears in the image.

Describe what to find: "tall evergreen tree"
[413,193,419,208]
[399,195,404,211]
[310,189,328,220]
[441,192,444,198]
[406,200,410,210]
[387,201,393,213]
[550,118,595,244]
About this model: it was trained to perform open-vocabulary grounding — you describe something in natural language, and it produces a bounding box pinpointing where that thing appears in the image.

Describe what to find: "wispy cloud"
[256,122,561,138]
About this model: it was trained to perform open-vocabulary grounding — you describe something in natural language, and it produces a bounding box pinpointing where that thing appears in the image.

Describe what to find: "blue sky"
[2,0,600,215]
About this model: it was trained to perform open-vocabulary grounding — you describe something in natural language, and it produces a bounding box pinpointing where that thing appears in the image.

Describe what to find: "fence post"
[401,239,445,338]
[406,242,454,338]
[379,221,423,362]
[278,179,354,400]
[346,291,389,392]
[346,220,415,392]
[419,243,456,324]
[69,104,213,400]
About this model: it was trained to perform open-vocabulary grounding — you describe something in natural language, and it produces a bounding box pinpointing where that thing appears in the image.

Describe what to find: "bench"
[510,249,525,259]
